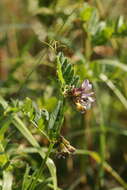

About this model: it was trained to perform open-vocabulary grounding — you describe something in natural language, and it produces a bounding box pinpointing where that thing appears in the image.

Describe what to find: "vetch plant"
[0,52,95,190]
[52,52,95,156]
[47,52,95,154]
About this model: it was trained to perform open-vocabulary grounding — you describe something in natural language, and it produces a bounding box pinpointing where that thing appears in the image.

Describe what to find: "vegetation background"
[0,0,127,190]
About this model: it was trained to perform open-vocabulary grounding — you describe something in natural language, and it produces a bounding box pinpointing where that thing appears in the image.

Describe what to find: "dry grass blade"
[76,149,127,189]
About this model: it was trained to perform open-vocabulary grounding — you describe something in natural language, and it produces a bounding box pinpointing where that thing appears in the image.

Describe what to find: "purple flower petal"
[81,79,88,88]
[81,79,92,91]
[81,92,94,98]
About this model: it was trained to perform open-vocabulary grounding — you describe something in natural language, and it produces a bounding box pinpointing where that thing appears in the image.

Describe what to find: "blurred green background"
[0,0,127,190]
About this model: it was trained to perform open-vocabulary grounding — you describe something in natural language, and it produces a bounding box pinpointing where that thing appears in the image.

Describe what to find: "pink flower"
[71,79,95,113]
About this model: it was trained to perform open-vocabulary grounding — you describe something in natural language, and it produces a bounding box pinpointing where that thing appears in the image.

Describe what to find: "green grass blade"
[29,143,54,190]
[12,115,57,190]
[2,171,13,190]
[95,59,127,72]
[100,73,127,109]
[22,165,31,190]
[0,96,58,190]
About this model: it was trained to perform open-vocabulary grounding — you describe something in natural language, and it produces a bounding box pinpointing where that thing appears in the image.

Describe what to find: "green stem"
[94,82,106,188]
[30,142,54,190]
